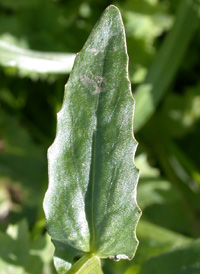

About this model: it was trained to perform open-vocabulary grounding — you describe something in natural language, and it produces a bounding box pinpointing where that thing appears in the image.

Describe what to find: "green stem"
[67,254,103,274]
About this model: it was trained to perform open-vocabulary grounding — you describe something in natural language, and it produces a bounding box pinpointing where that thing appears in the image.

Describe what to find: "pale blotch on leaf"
[80,72,105,94]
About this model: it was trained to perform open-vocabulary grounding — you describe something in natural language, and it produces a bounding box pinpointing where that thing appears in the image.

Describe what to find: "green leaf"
[134,0,199,132]
[44,4,141,273]
[0,220,54,274]
[141,239,200,274]
[0,37,75,75]
[136,220,191,262]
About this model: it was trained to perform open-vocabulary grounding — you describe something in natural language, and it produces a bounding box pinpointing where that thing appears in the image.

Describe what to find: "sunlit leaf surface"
[44,5,141,273]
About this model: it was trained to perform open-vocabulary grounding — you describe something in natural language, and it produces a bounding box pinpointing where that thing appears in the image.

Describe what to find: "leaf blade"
[44,5,141,271]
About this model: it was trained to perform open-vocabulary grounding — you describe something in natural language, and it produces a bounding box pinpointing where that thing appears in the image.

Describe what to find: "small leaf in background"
[141,239,200,274]
[0,220,54,274]
[136,220,191,262]
[157,85,200,138]
[44,4,141,273]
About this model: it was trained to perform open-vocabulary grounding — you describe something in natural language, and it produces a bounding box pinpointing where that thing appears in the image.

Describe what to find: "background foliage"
[0,0,200,273]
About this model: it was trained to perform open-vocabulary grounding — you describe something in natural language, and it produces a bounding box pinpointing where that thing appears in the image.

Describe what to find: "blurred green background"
[0,0,200,273]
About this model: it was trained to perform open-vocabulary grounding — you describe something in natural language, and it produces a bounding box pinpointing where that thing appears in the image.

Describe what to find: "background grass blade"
[0,39,76,74]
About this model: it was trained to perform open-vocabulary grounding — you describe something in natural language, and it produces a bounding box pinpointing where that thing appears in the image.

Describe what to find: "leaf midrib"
[90,95,99,252]
[89,48,109,252]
